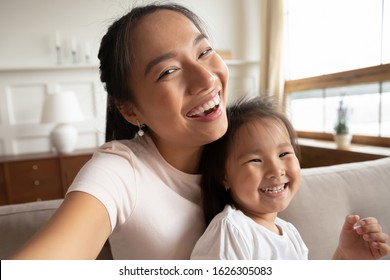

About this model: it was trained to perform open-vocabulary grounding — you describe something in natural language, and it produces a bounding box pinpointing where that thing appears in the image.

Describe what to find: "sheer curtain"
[260,0,285,103]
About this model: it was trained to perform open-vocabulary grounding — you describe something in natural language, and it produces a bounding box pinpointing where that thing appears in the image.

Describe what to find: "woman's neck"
[150,134,203,174]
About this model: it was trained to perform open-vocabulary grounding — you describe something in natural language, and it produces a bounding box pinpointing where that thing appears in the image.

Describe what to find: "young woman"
[11,3,228,259]
[191,97,390,259]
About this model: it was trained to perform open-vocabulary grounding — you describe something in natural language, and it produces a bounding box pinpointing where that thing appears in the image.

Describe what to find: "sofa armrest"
[0,199,112,259]
[0,199,62,259]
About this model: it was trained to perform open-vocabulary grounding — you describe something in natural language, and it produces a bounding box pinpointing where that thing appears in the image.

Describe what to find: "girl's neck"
[240,208,281,235]
[254,217,281,235]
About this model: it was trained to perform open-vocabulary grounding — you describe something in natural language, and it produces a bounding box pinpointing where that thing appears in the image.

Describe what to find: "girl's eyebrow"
[279,142,293,149]
[236,142,293,160]
[144,33,208,77]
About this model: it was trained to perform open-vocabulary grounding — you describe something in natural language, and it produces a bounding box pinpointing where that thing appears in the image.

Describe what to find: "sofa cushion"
[279,157,390,260]
[0,199,112,259]
[0,199,62,259]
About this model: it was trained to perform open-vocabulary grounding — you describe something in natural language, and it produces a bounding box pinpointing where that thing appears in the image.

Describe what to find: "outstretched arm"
[10,191,111,260]
[333,215,390,260]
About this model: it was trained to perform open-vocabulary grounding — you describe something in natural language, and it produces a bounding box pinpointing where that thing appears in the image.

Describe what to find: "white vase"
[51,123,78,153]
[334,134,352,149]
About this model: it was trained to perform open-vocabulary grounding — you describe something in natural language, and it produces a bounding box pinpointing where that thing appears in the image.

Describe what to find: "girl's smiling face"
[224,118,301,224]
[120,9,228,173]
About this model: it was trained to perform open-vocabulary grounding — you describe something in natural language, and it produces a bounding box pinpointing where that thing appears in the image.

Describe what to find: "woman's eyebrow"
[144,33,208,77]
[194,33,207,45]
[144,52,176,77]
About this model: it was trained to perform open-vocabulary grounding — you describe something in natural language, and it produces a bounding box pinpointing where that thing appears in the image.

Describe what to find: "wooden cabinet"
[0,151,92,205]
[298,139,390,168]
[4,158,62,204]
[59,154,91,194]
[0,163,6,205]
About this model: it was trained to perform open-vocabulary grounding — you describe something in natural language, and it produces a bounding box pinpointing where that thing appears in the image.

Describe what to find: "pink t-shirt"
[67,135,204,259]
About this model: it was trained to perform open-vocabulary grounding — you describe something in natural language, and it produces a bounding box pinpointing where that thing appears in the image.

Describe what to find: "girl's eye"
[157,67,178,81]
[279,152,291,158]
[199,47,213,59]
[249,159,262,163]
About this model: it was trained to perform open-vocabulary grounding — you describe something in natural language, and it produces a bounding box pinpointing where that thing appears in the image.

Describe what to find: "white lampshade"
[42,91,84,123]
[42,91,84,154]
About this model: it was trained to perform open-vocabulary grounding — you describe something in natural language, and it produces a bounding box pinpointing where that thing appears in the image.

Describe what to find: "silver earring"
[136,120,145,137]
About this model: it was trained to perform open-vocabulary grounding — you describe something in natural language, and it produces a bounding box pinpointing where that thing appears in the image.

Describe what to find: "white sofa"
[1,157,389,260]
[280,156,390,260]
[0,199,112,259]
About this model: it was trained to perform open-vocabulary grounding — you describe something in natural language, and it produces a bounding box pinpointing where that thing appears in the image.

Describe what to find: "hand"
[333,215,390,260]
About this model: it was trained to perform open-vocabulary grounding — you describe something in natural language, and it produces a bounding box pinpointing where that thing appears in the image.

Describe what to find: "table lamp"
[41,91,84,153]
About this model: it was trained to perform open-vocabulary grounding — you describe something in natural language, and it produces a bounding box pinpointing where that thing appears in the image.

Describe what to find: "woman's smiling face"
[121,9,229,172]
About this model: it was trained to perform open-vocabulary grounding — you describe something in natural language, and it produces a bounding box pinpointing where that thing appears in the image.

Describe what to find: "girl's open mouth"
[259,184,287,194]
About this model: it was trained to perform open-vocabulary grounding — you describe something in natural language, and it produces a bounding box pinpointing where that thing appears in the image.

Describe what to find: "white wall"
[0,0,261,155]
[0,0,261,68]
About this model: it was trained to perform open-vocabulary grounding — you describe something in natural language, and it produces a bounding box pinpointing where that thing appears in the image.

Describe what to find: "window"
[287,77,390,137]
[284,0,390,146]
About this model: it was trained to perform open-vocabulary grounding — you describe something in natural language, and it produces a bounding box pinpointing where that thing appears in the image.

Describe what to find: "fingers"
[344,214,360,230]
[356,217,378,228]
[371,241,390,258]
[362,231,388,243]
[355,217,382,235]
[356,217,390,259]
[355,217,386,242]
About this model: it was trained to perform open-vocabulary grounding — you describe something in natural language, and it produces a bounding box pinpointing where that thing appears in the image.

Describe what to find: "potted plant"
[334,99,352,149]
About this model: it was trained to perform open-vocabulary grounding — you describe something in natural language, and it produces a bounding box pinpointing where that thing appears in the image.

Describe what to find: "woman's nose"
[186,62,217,95]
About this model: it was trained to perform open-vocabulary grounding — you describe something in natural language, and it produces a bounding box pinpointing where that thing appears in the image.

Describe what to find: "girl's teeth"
[260,184,285,193]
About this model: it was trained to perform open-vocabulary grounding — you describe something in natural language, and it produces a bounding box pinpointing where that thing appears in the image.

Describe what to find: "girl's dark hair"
[199,96,300,225]
[98,2,208,142]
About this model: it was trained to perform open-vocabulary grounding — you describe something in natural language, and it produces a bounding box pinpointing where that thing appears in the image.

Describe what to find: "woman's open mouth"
[186,94,221,118]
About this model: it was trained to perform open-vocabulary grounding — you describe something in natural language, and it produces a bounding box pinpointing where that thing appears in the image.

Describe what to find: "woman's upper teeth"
[260,184,285,193]
[187,95,220,117]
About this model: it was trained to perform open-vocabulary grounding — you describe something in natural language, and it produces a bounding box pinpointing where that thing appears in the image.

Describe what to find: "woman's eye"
[199,47,213,59]
[157,67,178,81]
[249,159,262,163]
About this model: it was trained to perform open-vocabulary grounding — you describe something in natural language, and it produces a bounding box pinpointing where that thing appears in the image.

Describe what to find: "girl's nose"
[265,163,286,180]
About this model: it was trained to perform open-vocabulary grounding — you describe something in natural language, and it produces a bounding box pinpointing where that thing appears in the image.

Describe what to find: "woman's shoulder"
[95,136,156,163]
[100,136,149,154]
[73,137,153,186]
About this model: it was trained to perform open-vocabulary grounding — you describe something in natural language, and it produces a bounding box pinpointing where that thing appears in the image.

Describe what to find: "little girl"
[191,96,390,259]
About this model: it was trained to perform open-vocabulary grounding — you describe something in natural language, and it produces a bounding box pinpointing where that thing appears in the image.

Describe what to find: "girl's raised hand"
[333,215,390,260]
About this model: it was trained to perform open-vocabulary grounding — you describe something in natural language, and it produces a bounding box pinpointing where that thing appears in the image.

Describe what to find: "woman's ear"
[116,101,138,126]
